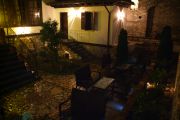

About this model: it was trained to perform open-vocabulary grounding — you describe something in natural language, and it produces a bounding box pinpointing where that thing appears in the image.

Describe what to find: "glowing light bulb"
[117,10,125,21]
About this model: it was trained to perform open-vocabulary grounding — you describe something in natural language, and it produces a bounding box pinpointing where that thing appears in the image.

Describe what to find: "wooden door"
[145,6,155,37]
[60,12,68,39]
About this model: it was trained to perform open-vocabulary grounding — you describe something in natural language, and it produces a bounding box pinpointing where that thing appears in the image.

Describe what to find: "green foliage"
[116,28,128,64]
[157,26,173,61]
[40,19,62,50]
[40,19,65,66]
[132,88,171,120]
[149,68,167,86]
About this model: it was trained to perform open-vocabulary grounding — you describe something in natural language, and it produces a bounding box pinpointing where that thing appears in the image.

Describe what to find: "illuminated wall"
[5,0,180,45]
[42,1,58,23]
[5,1,132,45]
[41,3,133,45]
[55,7,110,45]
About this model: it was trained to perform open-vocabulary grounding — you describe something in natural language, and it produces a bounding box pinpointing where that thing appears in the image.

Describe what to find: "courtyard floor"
[1,72,123,120]
[1,73,76,119]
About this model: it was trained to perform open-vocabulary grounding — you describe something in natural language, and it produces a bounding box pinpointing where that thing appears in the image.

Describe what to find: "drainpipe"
[104,6,111,54]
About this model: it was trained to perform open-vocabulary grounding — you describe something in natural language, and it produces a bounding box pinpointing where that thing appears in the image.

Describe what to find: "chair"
[75,64,101,90]
[59,88,107,120]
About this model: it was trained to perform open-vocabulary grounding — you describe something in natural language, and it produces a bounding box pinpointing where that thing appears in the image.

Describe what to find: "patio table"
[93,77,115,90]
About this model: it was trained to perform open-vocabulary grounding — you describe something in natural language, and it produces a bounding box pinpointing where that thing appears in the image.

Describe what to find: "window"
[81,12,98,30]
[0,0,21,26]
[18,0,42,26]
[0,0,42,27]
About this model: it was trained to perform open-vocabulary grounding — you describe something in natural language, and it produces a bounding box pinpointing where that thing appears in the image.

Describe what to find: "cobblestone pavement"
[2,73,76,120]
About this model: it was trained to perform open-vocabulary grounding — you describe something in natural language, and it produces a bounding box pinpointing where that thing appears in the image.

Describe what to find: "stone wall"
[152,0,180,40]
[124,0,148,37]
[125,0,180,41]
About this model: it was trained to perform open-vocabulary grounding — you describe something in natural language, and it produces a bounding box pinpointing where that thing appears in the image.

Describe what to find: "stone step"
[0,69,27,80]
[0,71,34,87]
[0,44,10,52]
[0,53,18,62]
[0,44,35,95]
[0,50,17,57]
[0,59,23,68]
[0,74,35,95]
[63,40,96,61]
[0,62,26,74]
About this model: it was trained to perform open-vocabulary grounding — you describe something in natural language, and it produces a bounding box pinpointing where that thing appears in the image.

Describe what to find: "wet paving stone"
[1,73,76,120]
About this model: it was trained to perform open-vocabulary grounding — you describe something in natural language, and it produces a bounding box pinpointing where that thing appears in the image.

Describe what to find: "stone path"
[2,73,75,120]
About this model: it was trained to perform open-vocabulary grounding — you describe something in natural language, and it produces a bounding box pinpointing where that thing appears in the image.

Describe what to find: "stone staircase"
[62,39,96,61]
[0,44,35,95]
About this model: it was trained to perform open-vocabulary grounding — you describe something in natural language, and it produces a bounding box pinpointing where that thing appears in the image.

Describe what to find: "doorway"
[145,6,155,37]
[60,12,68,39]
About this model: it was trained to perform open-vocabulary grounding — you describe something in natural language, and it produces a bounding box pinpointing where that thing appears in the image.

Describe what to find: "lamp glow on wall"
[14,27,31,35]
[131,0,139,10]
[69,7,84,29]
[116,9,125,21]
[69,8,84,18]
[34,12,40,17]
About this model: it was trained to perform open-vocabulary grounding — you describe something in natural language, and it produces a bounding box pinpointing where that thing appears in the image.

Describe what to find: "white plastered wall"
[55,6,110,45]
[11,1,129,46]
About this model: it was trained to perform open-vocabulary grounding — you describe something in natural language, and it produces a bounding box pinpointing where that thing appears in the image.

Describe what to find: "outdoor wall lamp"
[34,11,40,18]
[69,7,84,18]
[131,0,139,10]
[116,8,125,21]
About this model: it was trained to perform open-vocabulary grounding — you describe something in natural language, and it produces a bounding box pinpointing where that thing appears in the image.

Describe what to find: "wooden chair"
[59,88,107,120]
[74,64,101,90]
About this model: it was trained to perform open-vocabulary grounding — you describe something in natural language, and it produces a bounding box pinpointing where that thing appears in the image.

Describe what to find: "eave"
[43,0,134,8]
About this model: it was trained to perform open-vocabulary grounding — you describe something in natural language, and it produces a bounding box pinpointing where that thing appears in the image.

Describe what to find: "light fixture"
[69,8,84,18]
[116,9,125,21]
[131,0,139,10]
[34,12,40,17]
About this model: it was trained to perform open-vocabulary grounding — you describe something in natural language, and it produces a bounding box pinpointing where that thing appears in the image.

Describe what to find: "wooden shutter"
[81,12,98,30]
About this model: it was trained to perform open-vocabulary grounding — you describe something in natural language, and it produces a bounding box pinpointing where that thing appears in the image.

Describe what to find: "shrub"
[40,20,61,49]
[116,28,128,64]
[149,68,167,86]
[157,26,173,61]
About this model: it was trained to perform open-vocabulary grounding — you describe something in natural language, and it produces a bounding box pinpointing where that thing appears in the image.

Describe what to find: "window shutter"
[81,12,98,30]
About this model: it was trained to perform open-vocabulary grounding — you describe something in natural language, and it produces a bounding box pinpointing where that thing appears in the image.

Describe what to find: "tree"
[149,68,167,88]
[40,19,64,68]
[131,88,166,120]
[116,28,128,64]
[40,20,63,57]
[157,26,173,61]
[40,19,61,49]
